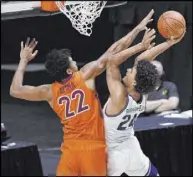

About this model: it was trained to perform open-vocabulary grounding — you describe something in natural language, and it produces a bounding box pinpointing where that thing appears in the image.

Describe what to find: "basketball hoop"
[55,1,107,36]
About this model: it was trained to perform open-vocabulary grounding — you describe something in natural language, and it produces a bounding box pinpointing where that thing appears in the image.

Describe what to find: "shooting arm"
[135,41,172,62]
[10,59,51,101]
[135,30,186,63]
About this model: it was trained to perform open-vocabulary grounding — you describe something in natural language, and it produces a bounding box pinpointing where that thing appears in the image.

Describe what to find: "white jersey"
[103,94,146,148]
[103,94,150,176]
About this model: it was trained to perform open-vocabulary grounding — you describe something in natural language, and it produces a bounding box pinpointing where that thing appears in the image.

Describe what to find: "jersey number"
[117,114,137,130]
[58,89,90,119]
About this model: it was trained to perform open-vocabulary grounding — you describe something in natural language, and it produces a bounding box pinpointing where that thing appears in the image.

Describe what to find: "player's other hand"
[137,9,154,31]
[167,29,186,46]
[141,28,156,50]
[20,37,38,62]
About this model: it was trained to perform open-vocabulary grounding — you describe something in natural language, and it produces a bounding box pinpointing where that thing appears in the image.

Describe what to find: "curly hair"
[135,60,159,94]
[45,49,71,82]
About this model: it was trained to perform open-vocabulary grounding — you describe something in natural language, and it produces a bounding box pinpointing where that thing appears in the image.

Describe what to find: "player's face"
[122,67,137,89]
[69,57,78,72]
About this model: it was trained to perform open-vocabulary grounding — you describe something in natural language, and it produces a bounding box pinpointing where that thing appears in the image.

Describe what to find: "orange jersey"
[52,71,105,142]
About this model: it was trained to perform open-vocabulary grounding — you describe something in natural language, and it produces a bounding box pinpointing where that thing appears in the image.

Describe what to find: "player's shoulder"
[127,93,133,99]
[74,71,84,81]
[77,71,96,92]
[127,93,146,102]
[38,84,52,101]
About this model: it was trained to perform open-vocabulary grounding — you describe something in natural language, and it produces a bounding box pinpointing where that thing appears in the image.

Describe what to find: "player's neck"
[127,88,141,102]
[61,74,73,84]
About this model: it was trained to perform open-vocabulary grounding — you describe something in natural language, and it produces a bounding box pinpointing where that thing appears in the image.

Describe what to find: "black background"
[1,1,192,110]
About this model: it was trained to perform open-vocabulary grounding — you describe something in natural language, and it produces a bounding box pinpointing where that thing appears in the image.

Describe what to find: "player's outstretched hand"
[137,9,154,31]
[20,37,38,62]
[141,28,156,50]
[167,29,186,46]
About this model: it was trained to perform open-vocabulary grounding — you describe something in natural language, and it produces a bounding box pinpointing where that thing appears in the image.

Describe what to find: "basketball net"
[55,1,107,36]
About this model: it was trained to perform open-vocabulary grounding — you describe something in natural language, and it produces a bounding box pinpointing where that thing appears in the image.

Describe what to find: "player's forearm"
[145,100,163,113]
[119,27,142,49]
[102,27,141,64]
[80,57,108,80]
[136,41,172,62]
[106,26,142,54]
[111,43,146,66]
[10,60,28,95]
[106,64,124,101]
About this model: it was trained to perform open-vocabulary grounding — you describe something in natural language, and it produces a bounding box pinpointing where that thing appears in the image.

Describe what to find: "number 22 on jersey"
[58,89,90,119]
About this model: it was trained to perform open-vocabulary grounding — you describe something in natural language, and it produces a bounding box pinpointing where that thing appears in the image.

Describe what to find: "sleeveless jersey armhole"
[104,96,129,118]
[78,71,96,93]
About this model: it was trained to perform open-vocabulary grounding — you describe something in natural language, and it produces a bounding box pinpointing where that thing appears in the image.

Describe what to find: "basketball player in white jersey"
[103,28,186,176]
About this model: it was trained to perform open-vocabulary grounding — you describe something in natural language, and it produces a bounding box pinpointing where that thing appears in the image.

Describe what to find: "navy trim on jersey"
[104,96,129,117]
[60,74,73,85]
[128,93,143,104]
[145,161,159,176]
[145,161,151,176]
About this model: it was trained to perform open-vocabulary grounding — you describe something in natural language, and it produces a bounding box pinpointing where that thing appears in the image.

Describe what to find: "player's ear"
[66,68,73,75]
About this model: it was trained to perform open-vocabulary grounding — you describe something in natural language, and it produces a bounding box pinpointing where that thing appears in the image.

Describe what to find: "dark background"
[1,1,192,176]
[1,1,192,110]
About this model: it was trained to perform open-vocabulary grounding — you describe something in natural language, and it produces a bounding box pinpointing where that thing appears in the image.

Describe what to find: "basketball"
[157,11,186,39]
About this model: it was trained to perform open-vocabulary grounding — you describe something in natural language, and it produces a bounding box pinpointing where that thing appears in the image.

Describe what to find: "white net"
[55,1,107,36]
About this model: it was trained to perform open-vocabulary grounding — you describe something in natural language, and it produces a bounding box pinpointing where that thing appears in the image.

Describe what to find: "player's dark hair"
[45,49,71,82]
[135,60,159,94]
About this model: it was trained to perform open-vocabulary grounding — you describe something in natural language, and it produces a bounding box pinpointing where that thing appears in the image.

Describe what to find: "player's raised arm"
[10,38,52,102]
[106,61,126,107]
[106,9,154,54]
[109,28,156,66]
[81,28,155,80]
[135,30,186,63]
[80,53,110,80]
[80,10,155,81]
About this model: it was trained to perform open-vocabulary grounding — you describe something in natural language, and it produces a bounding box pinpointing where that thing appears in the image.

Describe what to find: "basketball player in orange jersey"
[9,10,155,176]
